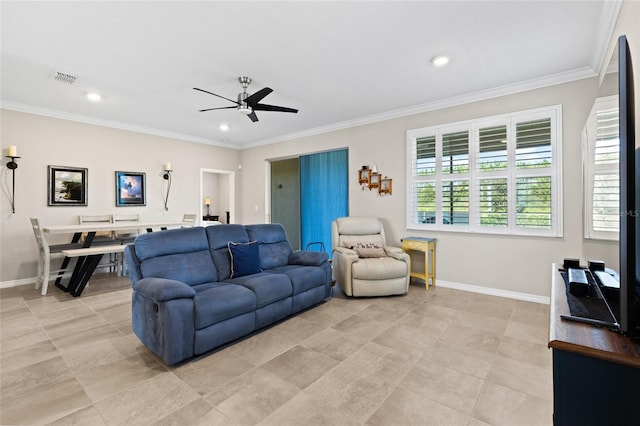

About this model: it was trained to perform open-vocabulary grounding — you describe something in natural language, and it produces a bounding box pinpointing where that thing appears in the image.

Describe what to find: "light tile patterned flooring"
[0,274,553,425]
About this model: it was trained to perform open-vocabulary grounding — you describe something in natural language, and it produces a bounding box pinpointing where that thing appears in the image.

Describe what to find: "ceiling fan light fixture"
[86,92,102,102]
[237,105,252,114]
[431,55,450,67]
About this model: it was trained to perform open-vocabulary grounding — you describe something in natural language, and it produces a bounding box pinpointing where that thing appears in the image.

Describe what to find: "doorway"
[199,168,235,224]
[270,148,348,254]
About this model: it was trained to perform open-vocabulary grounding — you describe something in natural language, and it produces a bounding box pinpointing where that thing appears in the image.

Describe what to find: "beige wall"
[2,0,637,298]
[237,0,640,300]
[0,109,240,283]
[239,78,599,299]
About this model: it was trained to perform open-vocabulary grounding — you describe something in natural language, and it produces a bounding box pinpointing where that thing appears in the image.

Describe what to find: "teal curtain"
[300,149,348,257]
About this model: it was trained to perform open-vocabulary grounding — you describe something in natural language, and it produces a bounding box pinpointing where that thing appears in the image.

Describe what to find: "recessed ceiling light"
[219,123,230,131]
[86,92,102,102]
[431,55,450,67]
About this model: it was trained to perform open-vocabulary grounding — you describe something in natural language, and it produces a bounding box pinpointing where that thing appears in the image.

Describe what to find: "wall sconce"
[204,196,211,216]
[5,145,20,214]
[162,162,172,211]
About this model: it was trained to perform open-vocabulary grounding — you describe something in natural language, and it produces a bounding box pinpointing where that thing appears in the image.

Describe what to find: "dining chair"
[182,213,198,226]
[78,214,119,273]
[113,213,141,244]
[112,213,140,275]
[30,218,82,295]
[78,214,115,244]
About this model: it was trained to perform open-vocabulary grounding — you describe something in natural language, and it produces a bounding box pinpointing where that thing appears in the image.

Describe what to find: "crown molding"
[2,65,597,151]
[591,0,623,76]
[0,100,238,150]
[248,66,597,148]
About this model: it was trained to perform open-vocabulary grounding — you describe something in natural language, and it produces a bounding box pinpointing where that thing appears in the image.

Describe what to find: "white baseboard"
[0,274,72,290]
[435,280,550,305]
[1,277,38,289]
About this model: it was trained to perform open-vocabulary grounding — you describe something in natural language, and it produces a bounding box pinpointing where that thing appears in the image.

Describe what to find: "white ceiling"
[1,1,620,149]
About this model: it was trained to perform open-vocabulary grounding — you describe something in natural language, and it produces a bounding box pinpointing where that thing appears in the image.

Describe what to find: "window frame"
[407,105,563,237]
[583,95,619,241]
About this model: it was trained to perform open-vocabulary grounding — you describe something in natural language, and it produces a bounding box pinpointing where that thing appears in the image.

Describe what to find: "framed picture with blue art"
[115,171,146,206]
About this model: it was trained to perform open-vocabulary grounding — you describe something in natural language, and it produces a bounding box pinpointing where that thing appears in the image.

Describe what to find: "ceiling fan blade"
[252,103,298,114]
[247,111,259,122]
[193,87,238,105]
[245,87,273,106]
[198,106,237,112]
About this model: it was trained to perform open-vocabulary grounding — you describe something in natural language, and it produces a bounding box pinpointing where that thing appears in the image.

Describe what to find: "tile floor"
[0,275,553,425]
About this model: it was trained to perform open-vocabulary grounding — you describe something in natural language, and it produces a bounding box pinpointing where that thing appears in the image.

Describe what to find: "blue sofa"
[124,224,331,366]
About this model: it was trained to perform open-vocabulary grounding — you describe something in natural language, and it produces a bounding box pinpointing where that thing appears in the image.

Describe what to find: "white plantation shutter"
[585,96,620,239]
[477,178,508,227]
[407,105,561,236]
[514,118,553,230]
[410,135,437,224]
[477,125,508,229]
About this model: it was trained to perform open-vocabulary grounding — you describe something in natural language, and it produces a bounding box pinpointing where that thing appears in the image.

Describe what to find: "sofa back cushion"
[246,224,292,270]
[134,227,218,286]
[206,224,250,281]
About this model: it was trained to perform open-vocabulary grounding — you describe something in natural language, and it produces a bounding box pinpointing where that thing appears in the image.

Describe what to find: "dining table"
[42,220,191,296]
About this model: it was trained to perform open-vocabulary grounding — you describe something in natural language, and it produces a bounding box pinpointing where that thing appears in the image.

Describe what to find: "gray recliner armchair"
[331,217,410,297]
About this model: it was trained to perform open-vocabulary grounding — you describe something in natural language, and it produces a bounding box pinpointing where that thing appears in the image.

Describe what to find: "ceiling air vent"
[54,72,78,85]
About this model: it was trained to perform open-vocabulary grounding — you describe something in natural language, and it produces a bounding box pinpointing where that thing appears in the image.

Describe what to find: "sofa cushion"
[336,217,381,235]
[206,224,249,249]
[139,251,218,286]
[229,241,261,278]
[207,225,249,280]
[352,256,408,279]
[135,226,209,260]
[227,272,292,308]
[246,224,292,269]
[192,283,256,329]
[211,248,232,281]
[266,265,327,295]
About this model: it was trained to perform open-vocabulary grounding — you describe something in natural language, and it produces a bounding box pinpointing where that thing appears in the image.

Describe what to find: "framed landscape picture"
[115,171,146,206]
[48,166,88,206]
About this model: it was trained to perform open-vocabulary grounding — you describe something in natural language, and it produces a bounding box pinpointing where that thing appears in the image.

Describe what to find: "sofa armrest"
[288,250,329,266]
[133,278,196,302]
[385,247,410,263]
[333,246,358,257]
[332,247,360,296]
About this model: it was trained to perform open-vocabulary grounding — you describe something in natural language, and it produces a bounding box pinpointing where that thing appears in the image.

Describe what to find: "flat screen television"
[617,34,639,337]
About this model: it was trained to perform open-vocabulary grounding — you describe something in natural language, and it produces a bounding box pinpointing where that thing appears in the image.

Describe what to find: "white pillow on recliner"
[341,235,386,258]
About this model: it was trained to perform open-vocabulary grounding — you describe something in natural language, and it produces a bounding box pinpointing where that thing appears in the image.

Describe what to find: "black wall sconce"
[162,162,173,211]
[5,145,20,214]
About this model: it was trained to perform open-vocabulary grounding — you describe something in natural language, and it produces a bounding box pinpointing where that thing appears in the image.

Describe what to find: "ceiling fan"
[194,76,298,122]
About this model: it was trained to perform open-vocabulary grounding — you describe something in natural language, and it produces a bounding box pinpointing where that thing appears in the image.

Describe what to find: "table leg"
[69,254,104,297]
[57,253,104,296]
[54,232,82,286]
[431,243,436,287]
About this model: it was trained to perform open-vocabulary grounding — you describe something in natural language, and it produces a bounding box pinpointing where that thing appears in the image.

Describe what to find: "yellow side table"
[401,237,436,290]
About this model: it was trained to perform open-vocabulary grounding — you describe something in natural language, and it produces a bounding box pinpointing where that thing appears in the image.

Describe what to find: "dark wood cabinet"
[549,265,640,425]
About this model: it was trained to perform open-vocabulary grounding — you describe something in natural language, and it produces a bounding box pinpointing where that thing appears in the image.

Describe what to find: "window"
[584,96,619,240]
[407,105,562,236]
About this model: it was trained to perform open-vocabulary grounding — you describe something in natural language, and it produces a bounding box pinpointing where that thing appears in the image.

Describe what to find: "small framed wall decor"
[115,171,146,206]
[48,165,88,206]
[369,172,381,190]
[379,177,393,195]
[358,166,371,185]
